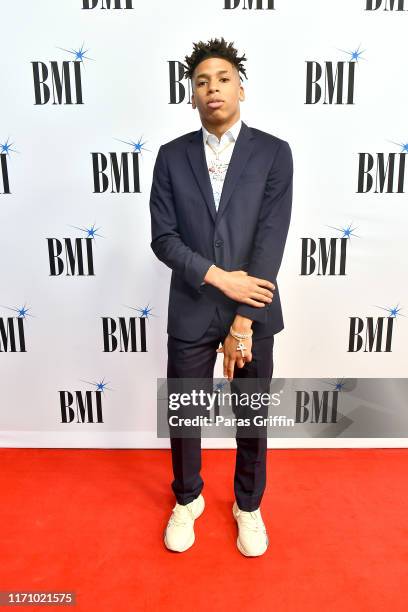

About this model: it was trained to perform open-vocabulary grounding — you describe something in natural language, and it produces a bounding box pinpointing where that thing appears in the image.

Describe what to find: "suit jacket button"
[215,240,223,247]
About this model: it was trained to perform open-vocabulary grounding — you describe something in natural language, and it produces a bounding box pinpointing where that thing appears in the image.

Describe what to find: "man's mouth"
[207,100,224,109]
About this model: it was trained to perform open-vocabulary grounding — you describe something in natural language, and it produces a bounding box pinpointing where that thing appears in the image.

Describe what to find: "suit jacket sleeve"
[149,145,215,292]
[235,139,293,324]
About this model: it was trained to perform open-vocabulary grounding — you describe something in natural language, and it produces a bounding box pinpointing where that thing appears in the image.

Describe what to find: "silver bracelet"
[229,325,253,340]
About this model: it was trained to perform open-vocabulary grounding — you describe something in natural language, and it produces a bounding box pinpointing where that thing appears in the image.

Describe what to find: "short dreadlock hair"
[184,37,248,85]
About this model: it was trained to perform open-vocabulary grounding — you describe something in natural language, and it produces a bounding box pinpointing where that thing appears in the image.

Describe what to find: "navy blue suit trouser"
[166,306,274,512]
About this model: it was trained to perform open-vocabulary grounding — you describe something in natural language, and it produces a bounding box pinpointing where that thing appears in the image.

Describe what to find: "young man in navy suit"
[149,37,293,556]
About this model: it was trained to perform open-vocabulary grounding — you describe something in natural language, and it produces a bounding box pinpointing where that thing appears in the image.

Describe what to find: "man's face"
[191,57,244,127]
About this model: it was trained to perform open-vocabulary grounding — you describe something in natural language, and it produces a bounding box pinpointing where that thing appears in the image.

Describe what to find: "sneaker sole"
[236,534,268,557]
[164,529,195,552]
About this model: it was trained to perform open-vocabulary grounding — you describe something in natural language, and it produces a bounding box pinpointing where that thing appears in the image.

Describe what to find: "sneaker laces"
[168,503,194,527]
[237,509,265,533]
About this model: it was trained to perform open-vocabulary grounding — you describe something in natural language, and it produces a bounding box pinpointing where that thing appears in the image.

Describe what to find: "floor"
[1,448,407,611]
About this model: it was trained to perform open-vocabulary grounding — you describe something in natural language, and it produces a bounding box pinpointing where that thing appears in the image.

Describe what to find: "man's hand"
[217,332,253,381]
[216,314,254,381]
[204,266,275,307]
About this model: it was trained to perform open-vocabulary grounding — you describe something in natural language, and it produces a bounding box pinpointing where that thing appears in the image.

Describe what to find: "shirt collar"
[201,117,242,147]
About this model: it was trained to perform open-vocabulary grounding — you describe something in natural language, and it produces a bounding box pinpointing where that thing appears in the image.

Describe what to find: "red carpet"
[1,448,407,611]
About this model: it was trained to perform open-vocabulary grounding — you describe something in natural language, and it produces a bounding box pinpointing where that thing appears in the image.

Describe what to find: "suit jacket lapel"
[186,120,255,225]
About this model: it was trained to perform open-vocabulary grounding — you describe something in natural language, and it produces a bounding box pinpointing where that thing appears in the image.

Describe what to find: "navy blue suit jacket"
[149,120,293,341]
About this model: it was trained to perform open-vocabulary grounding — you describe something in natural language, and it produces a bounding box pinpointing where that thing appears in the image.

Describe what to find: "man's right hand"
[204,266,275,308]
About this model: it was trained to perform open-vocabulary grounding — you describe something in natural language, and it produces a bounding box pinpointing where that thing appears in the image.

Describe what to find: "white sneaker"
[232,501,269,556]
[164,494,205,552]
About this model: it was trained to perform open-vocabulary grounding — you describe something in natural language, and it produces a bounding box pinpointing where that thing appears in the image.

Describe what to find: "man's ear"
[191,92,196,109]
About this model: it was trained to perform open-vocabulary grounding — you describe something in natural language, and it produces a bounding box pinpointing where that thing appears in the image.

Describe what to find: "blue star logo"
[0,137,19,157]
[326,222,360,240]
[0,303,35,320]
[214,381,227,393]
[374,304,406,318]
[56,41,95,65]
[137,304,155,318]
[125,302,157,319]
[67,222,104,240]
[388,139,408,153]
[79,377,112,393]
[113,136,151,155]
[324,378,348,392]
[336,43,366,63]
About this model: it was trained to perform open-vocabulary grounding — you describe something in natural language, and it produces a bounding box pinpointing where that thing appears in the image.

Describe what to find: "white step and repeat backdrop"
[1,0,407,448]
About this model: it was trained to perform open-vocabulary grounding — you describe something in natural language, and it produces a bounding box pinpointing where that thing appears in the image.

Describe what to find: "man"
[149,37,293,556]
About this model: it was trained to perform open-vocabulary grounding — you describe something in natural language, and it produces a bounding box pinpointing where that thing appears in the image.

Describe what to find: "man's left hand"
[216,332,253,381]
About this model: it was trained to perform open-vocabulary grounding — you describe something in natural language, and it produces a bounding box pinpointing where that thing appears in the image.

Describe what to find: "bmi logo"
[91,136,150,193]
[60,378,111,423]
[365,0,408,10]
[0,303,34,352]
[82,0,133,7]
[102,303,156,353]
[31,42,94,105]
[223,0,275,10]
[305,44,366,105]
[300,222,358,275]
[0,137,18,195]
[348,304,405,352]
[46,222,102,276]
[357,139,407,193]
[295,380,346,424]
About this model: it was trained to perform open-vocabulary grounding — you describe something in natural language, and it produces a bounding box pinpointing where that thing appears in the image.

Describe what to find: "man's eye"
[197,78,229,86]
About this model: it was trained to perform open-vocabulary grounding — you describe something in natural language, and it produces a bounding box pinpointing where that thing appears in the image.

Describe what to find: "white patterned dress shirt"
[200,117,242,286]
